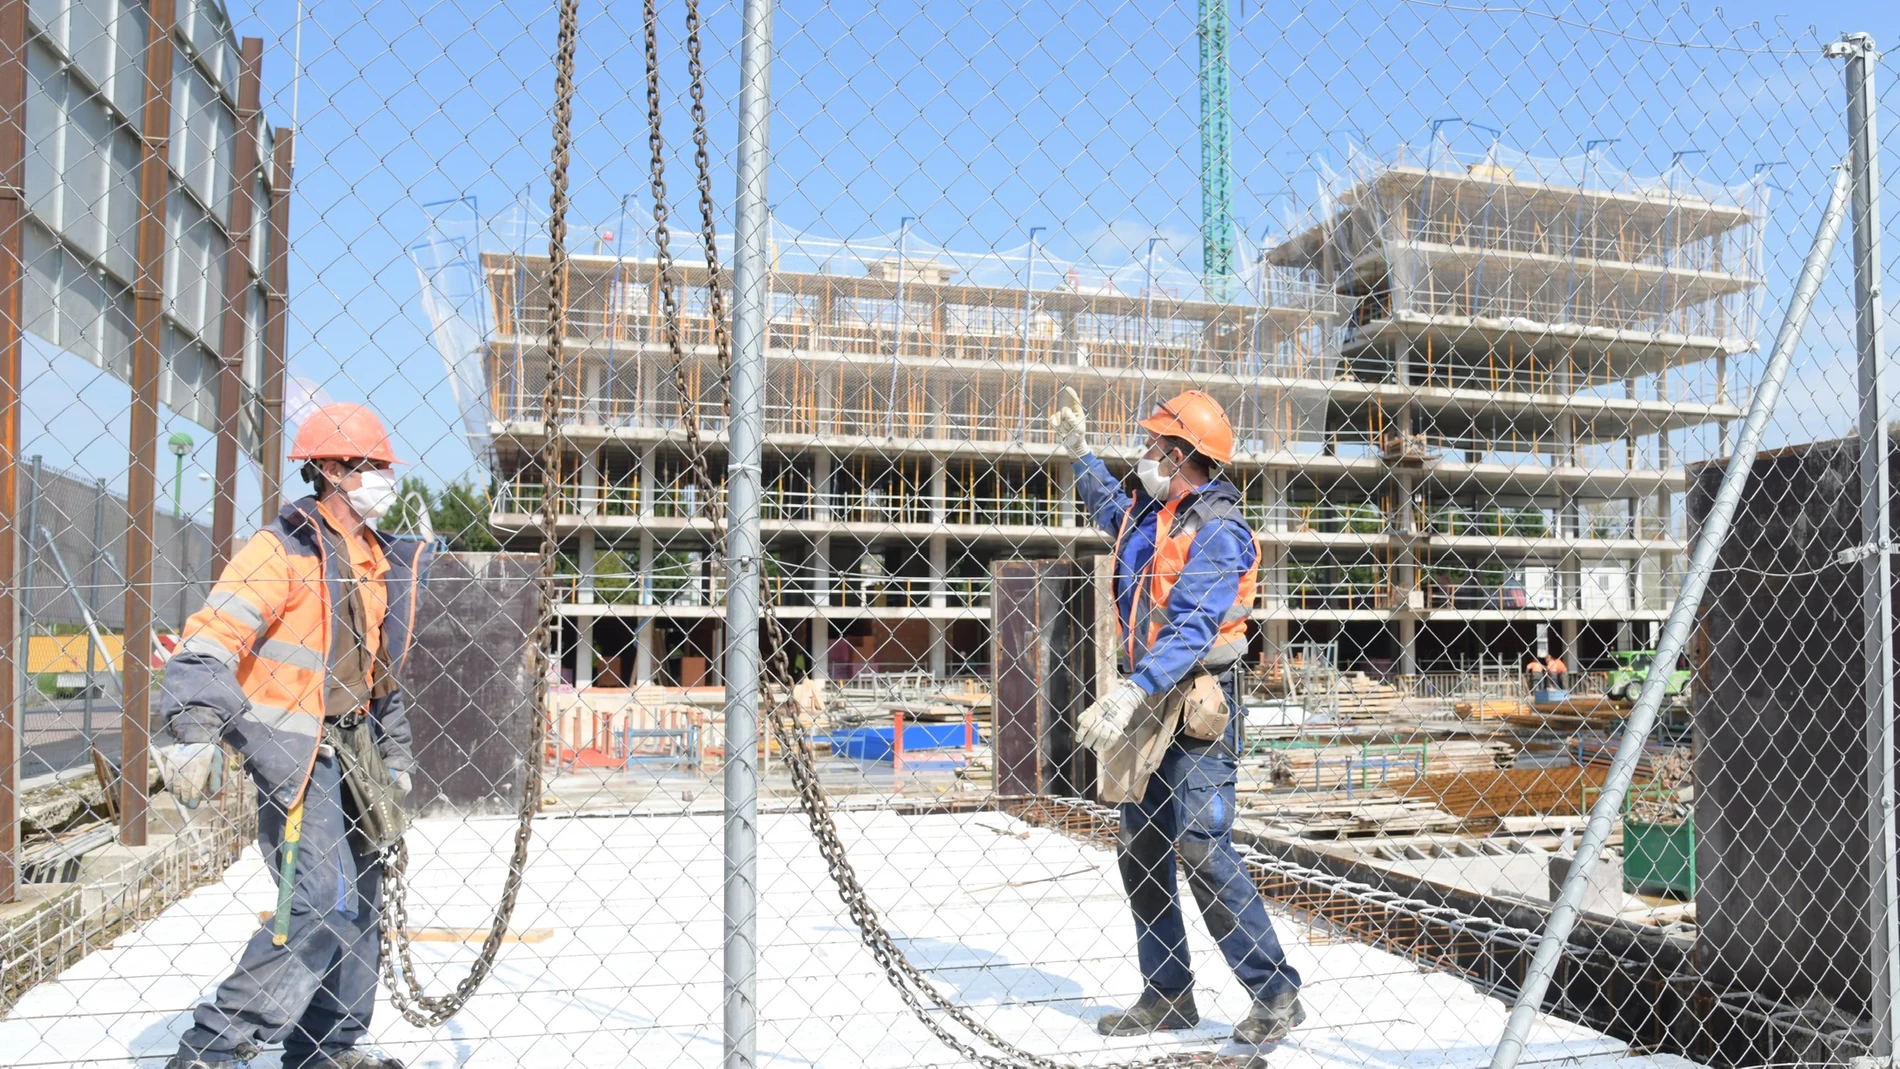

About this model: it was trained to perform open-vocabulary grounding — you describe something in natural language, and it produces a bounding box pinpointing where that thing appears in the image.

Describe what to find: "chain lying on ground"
[757,613,1248,1069]
[374,0,580,1028]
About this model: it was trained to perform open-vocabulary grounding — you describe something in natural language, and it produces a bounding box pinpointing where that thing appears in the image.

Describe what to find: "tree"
[380,476,434,534]
[377,476,499,552]
[432,478,499,551]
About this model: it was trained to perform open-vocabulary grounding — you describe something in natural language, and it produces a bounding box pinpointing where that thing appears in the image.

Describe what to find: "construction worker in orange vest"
[1053,387,1305,1045]
[154,403,431,1069]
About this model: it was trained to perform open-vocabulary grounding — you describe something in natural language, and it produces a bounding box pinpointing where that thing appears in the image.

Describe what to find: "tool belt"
[326,712,407,854]
[1176,667,1231,742]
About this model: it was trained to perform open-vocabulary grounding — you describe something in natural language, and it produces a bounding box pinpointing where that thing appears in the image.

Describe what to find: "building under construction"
[450,144,1762,687]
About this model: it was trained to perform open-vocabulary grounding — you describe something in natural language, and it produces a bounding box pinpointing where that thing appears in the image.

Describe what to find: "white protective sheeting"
[2,810,1701,1068]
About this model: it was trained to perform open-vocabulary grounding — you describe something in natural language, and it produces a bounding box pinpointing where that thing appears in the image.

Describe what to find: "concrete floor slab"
[2,810,1702,1069]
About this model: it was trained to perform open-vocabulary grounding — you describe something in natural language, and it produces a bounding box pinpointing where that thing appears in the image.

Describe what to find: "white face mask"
[1136,457,1173,499]
[346,469,399,521]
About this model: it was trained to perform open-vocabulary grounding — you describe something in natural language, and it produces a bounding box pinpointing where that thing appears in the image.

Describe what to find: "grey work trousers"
[178,753,384,1063]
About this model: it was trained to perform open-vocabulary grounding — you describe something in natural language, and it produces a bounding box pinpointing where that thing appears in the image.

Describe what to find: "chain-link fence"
[3,2,1900,1068]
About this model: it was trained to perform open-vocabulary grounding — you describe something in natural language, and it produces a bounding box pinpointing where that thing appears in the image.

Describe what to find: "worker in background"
[1052,387,1305,1045]
[1526,652,1568,690]
[153,403,431,1069]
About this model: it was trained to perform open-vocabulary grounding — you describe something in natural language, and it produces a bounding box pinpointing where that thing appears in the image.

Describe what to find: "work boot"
[1095,990,1200,1036]
[282,1050,405,1069]
[1232,989,1306,1045]
[165,1041,258,1069]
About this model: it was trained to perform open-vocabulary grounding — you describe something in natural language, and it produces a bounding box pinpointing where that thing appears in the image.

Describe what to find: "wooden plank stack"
[1398,766,1609,820]
[1259,739,1510,792]
[1244,796,1464,838]
[1329,673,1405,719]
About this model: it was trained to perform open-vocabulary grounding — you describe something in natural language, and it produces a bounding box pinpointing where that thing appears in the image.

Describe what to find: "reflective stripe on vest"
[1123,494,1257,670]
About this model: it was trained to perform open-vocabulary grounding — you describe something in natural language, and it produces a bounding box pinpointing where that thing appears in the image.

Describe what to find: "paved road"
[20,698,140,781]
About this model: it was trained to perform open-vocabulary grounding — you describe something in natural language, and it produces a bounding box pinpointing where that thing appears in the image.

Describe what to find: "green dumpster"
[1623,815,1695,898]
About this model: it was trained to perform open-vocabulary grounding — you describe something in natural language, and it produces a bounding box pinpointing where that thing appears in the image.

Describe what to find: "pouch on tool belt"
[1177,670,1229,742]
[327,718,407,853]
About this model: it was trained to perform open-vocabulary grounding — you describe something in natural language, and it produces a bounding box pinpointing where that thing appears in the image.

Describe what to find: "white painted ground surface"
[3,809,1701,1068]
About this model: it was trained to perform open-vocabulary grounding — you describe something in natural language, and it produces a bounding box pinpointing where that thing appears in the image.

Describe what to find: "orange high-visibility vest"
[1115,491,1256,672]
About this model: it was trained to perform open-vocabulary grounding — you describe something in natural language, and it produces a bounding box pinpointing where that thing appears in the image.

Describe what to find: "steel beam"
[211,39,264,573]
[0,0,30,903]
[259,132,294,523]
[121,0,180,845]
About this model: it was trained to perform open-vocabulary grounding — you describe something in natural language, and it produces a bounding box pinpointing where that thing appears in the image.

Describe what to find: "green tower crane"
[1200,0,1235,303]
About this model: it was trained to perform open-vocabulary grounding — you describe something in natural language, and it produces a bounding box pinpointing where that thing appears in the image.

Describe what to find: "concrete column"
[639,530,655,606]
[1716,352,1733,454]
[1260,467,1288,666]
[638,445,657,516]
[576,616,596,690]
[586,361,603,424]
[1398,614,1417,676]
[813,451,834,523]
[1056,460,1076,527]
[810,616,828,682]
[929,454,947,533]
[580,445,600,517]
[636,620,655,684]
[928,534,947,610]
[929,621,947,679]
[812,536,831,609]
[1656,427,1674,535]
[1391,403,1418,616]
[1560,616,1580,672]
[577,529,597,606]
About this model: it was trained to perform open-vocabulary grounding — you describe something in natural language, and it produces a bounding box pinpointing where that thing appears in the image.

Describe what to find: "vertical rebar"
[1489,159,1853,1069]
[1836,30,1899,1058]
[725,2,772,1066]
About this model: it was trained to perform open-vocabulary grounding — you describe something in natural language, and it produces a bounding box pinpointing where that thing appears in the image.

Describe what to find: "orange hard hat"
[288,402,401,464]
[1139,389,1235,465]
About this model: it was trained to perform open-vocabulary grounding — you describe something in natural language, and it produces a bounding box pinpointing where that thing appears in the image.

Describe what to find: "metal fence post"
[725,2,773,1067]
[1832,30,1900,1059]
[1489,159,1854,1069]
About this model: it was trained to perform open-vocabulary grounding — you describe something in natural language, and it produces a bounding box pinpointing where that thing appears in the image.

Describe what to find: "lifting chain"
[379,0,1255,1057]
[374,0,580,1028]
[642,2,1247,1064]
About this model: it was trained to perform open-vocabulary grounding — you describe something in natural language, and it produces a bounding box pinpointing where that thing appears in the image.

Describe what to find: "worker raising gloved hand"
[1065,387,1306,1047]
[153,402,430,1069]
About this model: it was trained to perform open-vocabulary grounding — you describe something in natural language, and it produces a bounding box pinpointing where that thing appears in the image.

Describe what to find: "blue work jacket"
[1071,453,1257,696]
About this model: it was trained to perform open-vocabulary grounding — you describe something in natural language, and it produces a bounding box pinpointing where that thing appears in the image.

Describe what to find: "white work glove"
[390,768,413,793]
[156,742,224,810]
[1052,386,1090,458]
[1075,680,1147,752]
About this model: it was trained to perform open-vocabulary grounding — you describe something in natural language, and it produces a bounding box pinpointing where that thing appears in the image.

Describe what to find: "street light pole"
[167,432,192,521]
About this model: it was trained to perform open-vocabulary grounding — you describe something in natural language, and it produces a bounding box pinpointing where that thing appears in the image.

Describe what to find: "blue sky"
[26,0,1900,527]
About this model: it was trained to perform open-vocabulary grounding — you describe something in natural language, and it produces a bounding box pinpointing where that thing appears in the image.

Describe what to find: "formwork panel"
[1691,438,1899,1016]
[403,552,542,817]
